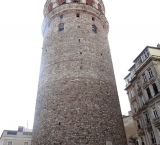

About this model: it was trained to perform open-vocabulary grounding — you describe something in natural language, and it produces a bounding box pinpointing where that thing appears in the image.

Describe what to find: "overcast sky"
[0,0,160,135]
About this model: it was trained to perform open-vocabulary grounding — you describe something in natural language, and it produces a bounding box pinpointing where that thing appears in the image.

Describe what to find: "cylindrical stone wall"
[32,2,127,145]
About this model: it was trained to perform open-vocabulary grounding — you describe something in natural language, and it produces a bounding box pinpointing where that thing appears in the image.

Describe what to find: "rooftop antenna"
[26,120,28,132]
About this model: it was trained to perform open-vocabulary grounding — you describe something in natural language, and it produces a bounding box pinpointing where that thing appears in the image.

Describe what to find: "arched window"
[98,3,102,12]
[92,25,97,33]
[72,0,80,2]
[59,23,64,31]
[48,3,53,12]
[57,0,66,5]
[86,0,93,5]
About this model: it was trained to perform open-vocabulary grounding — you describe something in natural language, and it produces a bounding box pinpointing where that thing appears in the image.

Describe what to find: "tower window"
[86,0,93,5]
[92,17,95,21]
[72,0,80,2]
[60,15,63,19]
[98,3,102,12]
[92,25,97,33]
[76,13,80,17]
[48,3,53,12]
[57,0,66,5]
[59,23,64,31]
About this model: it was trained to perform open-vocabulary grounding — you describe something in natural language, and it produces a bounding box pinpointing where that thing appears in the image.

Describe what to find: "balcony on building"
[153,117,160,128]
[137,128,145,136]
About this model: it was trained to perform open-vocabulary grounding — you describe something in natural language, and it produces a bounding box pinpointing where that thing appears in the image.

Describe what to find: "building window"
[8,142,12,145]
[133,102,137,113]
[130,89,135,98]
[150,132,156,144]
[157,128,160,136]
[141,137,145,145]
[59,23,64,31]
[92,17,94,21]
[152,107,158,118]
[146,88,152,99]
[142,74,147,83]
[152,83,159,95]
[144,113,150,124]
[24,142,28,145]
[137,120,141,129]
[148,68,153,78]
[137,81,140,88]
[92,25,97,33]
[139,96,145,106]
[76,13,80,17]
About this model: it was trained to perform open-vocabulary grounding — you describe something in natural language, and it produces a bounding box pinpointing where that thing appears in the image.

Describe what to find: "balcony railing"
[137,128,145,136]
[145,123,152,132]
[153,117,160,128]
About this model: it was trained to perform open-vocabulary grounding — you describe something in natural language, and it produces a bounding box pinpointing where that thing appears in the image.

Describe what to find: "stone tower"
[32,0,127,145]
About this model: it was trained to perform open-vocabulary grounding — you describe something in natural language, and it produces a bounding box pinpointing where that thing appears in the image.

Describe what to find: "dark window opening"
[57,0,66,5]
[148,68,153,78]
[48,3,53,12]
[76,13,80,17]
[7,131,17,135]
[101,54,102,56]
[86,0,93,5]
[59,122,61,125]
[92,17,94,21]
[146,88,152,99]
[80,52,82,54]
[150,132,156,144]
[141,137,145,145]
[145,113,150,124]
[59,23,64,31]
[60,15,63,19]
[152,83,159,95]
[72,0,80,2]
[137,120,141,129]
[98,3,102,12]
[92,25,97,33]
[79,39,80,42]
[153,107,158,118]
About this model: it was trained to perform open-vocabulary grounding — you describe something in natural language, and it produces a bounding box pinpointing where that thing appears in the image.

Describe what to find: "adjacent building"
[125,44,160,145]
[123,111,138,145]
[0,127,32,145]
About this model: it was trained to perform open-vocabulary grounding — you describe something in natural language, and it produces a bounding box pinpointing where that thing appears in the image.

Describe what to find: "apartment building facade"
[0,127,32,145]
[125,45,160,145]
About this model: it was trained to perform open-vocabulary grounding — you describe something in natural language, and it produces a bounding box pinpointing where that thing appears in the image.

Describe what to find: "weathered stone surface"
[32,1,127,145]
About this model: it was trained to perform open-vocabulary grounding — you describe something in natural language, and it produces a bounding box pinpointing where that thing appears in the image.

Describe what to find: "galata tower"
[32,0,127,145]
